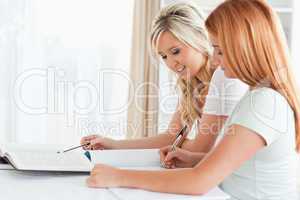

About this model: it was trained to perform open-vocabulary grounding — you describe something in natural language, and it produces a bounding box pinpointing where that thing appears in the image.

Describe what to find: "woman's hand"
[159,145,206,168]
[87,164,121,188]
[80,135,115,150]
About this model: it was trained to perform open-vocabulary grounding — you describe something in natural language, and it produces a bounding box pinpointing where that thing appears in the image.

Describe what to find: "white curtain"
[127,0,161,139]
[0,0,25,143]
[0,0,134,146]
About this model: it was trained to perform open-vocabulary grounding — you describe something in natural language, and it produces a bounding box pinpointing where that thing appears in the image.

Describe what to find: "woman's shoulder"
[209,67,249,96]
[228,87,294,145]
[245,87,290,106]
[233,87,294,125]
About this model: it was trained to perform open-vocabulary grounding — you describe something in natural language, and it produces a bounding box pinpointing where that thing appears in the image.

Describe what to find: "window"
[0,0,134,145]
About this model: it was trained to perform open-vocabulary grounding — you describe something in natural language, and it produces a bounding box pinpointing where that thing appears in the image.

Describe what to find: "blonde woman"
[80,2,248,168]
[85,0,300,199]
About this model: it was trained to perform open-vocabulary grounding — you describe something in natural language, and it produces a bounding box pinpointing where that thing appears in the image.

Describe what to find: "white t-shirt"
[203,67,249,116]
[220,87,298,200]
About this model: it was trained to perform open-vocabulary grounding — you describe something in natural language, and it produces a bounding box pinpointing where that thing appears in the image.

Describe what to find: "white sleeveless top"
[203,67,249,116]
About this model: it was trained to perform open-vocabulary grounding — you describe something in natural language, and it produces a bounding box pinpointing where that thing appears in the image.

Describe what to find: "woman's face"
[156,31,206,80]
[209,34,236,78]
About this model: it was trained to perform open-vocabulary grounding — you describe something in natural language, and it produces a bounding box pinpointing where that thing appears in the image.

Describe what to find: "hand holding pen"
[160,125,188,168]
[160,145,205,168]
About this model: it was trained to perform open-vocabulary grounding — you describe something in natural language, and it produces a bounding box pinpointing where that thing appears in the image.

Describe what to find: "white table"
[0,168,116,200]
[0,165,230,200]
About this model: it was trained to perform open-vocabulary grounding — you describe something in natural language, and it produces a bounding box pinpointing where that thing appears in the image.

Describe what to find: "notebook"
[0,144,92,172]
[0,145,161,172]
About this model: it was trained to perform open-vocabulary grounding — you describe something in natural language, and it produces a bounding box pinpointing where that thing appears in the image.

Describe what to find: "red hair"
[206,0,300,152]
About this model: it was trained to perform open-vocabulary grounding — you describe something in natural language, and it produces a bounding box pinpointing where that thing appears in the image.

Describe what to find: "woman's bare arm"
[181,114,227,152]
[108,108,187,149]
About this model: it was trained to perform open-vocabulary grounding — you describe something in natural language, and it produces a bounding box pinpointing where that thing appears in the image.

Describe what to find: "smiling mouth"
[177,65,185,73]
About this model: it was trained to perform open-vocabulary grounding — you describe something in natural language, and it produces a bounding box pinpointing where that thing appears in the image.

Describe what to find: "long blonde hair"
[150,2,215,125]
[206,0,300,152]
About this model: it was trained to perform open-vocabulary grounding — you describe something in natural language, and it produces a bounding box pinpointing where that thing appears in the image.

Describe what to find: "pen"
[171,134,183,151]
[171,125,188,151]
[57,142,90,154]
[162,125,188,167]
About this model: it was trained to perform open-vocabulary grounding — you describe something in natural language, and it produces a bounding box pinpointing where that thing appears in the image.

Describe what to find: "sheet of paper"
[90,149,161,167]
[109,187,230,200]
